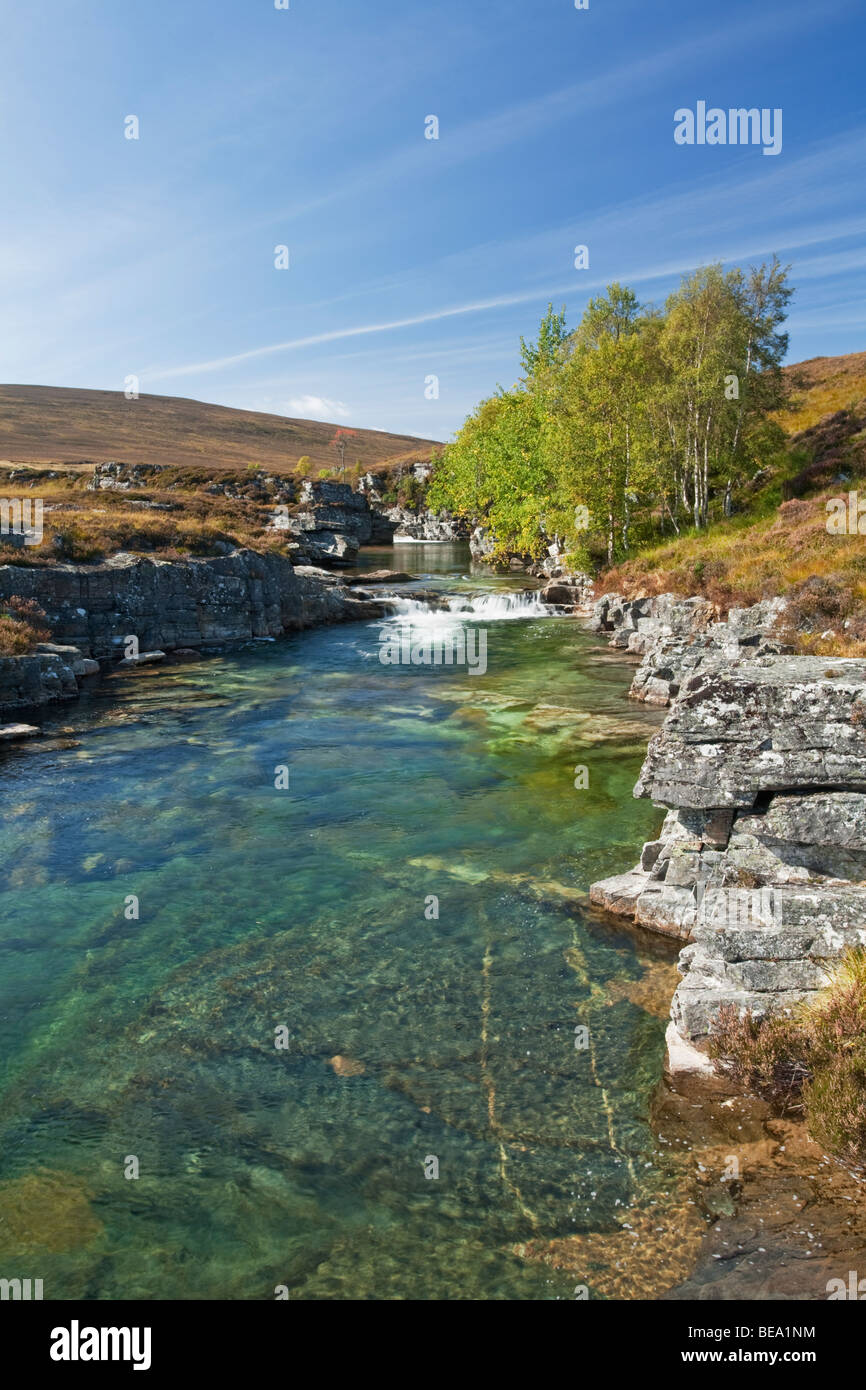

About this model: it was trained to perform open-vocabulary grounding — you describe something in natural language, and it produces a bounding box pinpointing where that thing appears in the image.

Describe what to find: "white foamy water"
[382,591,552,622]
[446,591,553,619]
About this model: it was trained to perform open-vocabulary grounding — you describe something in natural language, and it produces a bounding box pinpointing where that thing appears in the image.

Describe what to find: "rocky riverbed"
[2,539,864,1298]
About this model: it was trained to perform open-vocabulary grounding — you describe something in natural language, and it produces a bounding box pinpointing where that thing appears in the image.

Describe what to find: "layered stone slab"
[588,593,866,1073]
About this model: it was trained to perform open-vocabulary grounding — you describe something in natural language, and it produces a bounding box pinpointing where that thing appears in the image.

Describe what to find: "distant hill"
[779,350,866,432]
[0,385,441,475]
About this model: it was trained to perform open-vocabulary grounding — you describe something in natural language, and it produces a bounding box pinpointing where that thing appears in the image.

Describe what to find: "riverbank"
[0,549,397,720]
[585,591,866,1090]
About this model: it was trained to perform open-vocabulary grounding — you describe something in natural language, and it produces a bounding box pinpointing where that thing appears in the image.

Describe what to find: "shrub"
[805,1054,866,1168]
[709,1004,810,1112]
[397,474,426,511]
[708,949,866,1166]
[0,596,50,655]
[51,524,106,562]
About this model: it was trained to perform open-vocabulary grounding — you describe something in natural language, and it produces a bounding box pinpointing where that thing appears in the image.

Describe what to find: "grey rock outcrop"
[589,591,789,706]
[386,506,466,542]
[278,479,382,562]
[0,550,386,688]
[538,574,595,611]
[0,649,84,716]
[588,593,866,1072]
[469,526,496,561]
[270,478,428,560]
[90,460,296,503]
[635,657,866,808]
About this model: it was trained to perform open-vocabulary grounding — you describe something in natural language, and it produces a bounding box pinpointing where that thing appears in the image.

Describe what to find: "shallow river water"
[2,543,856,1300]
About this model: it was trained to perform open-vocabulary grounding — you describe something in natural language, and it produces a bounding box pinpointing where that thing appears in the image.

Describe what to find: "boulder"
[634,658,866,810]
[539,574,595,610]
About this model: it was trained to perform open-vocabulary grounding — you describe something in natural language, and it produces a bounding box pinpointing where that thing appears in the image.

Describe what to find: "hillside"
[0,385,441,475]
[779,350,866,432]
[597,349,866,654]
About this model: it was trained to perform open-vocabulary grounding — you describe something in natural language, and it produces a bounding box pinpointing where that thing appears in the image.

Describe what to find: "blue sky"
[1,0,864,442]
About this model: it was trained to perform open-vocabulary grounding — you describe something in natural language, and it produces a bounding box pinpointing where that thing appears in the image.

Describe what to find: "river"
[0,543,747,1298]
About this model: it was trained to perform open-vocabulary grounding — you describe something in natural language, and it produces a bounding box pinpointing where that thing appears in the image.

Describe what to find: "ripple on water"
[0,571,734,1299]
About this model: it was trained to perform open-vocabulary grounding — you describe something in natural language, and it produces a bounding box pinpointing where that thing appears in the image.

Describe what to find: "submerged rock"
[116,650,166,668]
[0,1170,103,1255]
[329,1055,366,1078]
[355,570,413,583]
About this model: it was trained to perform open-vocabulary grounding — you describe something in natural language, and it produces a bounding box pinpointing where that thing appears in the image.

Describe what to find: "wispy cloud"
[146,121,866,386]
[267,0,846,229]
[286,394,350,420]
[144,291,563,381]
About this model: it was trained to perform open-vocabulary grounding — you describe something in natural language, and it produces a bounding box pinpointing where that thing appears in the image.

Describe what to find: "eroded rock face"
[590,592,718,655]
[0,551,387,715]
[469,526,496,561]
[276,479,379,561]
[0,650,81,715]
[386,506,466,542]
[635,658,866,808]
[588,594,866,1069]
[589,592,789,707]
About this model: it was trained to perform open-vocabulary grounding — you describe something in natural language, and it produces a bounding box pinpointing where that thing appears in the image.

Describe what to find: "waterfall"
[446,591,553,619]
[382,591,553,621]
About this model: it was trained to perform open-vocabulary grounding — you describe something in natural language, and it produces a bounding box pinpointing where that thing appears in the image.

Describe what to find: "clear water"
[0,544,685,1300]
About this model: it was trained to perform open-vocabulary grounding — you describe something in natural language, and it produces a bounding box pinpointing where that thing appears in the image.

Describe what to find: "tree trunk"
[622,420,631,552]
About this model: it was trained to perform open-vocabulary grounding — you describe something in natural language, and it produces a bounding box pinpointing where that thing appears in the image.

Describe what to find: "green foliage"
[519,302,568,379]
[430,259,794,569]
[806,1054,866,1169]
[398,473,426,510]
[429,389,554,560]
